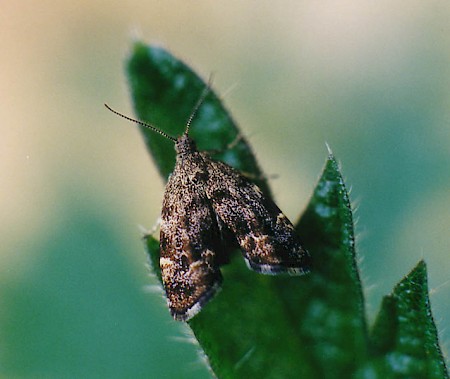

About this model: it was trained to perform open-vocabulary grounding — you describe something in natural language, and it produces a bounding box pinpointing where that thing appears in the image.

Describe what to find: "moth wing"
[160,165,223,321]
[205,156,310,275]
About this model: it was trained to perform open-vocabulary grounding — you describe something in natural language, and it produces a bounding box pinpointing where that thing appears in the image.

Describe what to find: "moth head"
[175,134,197,156]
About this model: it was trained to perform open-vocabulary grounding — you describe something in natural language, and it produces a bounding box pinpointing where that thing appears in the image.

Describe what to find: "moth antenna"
[185,74,214,136]
[104,103,176,142]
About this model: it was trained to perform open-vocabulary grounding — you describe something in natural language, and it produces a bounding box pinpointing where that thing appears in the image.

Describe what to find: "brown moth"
[105,86,310,321]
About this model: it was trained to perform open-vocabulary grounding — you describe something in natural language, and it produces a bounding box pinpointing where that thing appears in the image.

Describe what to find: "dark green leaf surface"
[274,153,368,378]
[126,41,448,379]
[364,261,449,379]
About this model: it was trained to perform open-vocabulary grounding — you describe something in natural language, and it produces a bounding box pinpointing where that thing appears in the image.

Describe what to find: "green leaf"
[273,152,368,378]
[123,41,448,379]
[126,41,270,195]
[361,261,449,379]
[143,148,366,379]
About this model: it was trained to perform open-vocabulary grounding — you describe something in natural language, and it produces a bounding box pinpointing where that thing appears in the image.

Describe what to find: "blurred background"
[1,1,449,378]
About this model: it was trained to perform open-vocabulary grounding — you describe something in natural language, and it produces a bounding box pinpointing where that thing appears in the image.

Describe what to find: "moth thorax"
[175,134,197,156]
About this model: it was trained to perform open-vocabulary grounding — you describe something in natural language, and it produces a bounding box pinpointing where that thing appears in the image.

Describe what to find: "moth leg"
[238,171,278,183]
[226,132,244,150]
[207,132,245,156]
[141,217,161,240]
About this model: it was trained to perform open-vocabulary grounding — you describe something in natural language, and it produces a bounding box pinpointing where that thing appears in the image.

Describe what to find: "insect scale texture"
[105,97,310,322]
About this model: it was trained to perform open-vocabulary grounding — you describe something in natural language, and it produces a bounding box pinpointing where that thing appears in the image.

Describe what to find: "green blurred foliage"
[0,194,210,379]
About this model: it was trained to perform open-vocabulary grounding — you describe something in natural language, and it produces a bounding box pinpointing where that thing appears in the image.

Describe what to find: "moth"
[105,86,310,321]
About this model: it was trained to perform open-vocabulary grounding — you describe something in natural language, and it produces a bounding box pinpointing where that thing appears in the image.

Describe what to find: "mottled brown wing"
[204,155,310,275]
[159,156,223,321]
